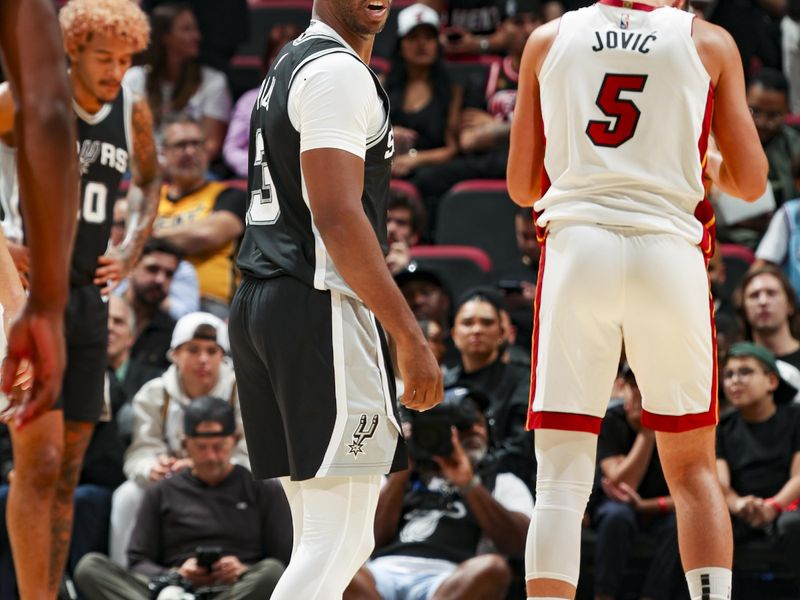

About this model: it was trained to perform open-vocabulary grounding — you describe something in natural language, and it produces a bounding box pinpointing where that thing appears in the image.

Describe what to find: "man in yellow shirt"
[153,115,246,318]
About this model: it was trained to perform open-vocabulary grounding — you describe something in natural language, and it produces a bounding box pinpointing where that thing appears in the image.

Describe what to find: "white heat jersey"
[535,1,714,253]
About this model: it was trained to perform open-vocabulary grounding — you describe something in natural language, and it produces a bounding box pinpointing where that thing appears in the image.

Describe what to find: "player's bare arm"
[693,20,768,201]
[0,0,79,424]
[507,19,558,207]
[0,81,12,136]
[95,96,159,292]
[153,211,243,255]
[302,148,442,412]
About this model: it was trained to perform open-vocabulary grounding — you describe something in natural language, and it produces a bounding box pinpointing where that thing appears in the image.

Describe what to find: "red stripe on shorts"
[528,411,603,434]
[526,241,547,431]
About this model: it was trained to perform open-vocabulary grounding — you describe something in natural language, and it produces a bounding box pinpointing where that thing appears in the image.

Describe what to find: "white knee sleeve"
[272,475,381,600]
[526,429,597,587]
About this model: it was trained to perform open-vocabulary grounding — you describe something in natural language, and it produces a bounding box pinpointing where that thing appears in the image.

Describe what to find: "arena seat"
[435,180,521,279]
[719,242,755,300]
[236,1,312,58]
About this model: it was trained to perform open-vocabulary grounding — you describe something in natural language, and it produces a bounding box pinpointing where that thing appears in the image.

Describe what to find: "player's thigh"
[531,223,623,427]
[624,235,714,428]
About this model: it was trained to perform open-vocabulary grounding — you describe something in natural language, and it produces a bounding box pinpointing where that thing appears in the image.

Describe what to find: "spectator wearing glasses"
[152,115,246,319]
[717,342,800,591]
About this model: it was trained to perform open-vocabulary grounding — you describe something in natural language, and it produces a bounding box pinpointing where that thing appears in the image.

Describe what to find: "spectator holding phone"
[74,396,291,600]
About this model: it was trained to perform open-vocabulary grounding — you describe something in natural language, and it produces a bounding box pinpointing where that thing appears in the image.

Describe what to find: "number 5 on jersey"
[248,127,280,225]
[586,73,648,148]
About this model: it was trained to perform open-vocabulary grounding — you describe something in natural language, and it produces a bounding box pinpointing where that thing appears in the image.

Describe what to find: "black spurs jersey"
[72,86,133,286]
[237,25,394,300]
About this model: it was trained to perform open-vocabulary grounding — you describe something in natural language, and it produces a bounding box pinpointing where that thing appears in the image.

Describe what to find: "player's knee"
[13,442,62,489]
[468,554,512,589]
[536,477,593,514]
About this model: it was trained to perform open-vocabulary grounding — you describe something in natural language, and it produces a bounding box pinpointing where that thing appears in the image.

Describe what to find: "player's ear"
[671,0,686,9]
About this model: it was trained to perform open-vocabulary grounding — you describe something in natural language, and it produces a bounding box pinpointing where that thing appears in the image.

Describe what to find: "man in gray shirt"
[74,396,291,599]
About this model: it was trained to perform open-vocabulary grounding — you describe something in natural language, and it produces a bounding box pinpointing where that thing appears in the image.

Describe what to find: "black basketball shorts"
[55,284,108,422]
[229,276,407,481]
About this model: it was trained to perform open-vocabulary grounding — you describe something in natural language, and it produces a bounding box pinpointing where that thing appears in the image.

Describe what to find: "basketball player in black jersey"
[0,1,158,597]
[229,0,441,597]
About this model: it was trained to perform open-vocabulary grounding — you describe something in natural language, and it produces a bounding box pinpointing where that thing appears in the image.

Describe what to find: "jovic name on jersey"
[72,86,133,286]
[237,21,394,300]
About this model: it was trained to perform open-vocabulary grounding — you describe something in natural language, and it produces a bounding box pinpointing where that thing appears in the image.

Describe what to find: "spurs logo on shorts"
[347,414,379,458]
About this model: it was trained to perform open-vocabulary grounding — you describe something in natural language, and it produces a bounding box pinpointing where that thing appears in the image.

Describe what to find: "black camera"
[407,387,486,460]
[148,571,190,600]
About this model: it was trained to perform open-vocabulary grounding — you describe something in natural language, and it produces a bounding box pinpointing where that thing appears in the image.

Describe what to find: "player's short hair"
[59,0,150,55]
[748,67,790,95]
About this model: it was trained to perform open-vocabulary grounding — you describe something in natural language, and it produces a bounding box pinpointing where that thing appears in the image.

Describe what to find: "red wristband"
[657,496,668,515]
[765,497,784,513]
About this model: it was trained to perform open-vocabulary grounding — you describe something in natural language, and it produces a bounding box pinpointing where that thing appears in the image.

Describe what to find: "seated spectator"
[109,312,248,566]
[152,115,247,318]
[386,189,426,275]
[736,265,800,395]
[412,1,540,228]
[748,68,800,208]
[592,368,686,600]
[344,388,533,600]
[431,0,509,57]
[396,263,453,327]
[141,0,249,73]
[717,342,800,592]
[387,4,462,184]
[445,289,532,485]
[76,396,290,600]
[124,2,231,159]
[783,1,800,114]
[117,238,182,400]
[223,23,302,179]
[756,155,800,299]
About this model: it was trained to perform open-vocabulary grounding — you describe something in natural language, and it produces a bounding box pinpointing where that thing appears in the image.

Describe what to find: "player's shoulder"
[691,16,738,55]
[292,48,373,92]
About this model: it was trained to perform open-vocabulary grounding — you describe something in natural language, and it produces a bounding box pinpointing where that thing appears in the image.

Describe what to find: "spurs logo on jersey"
[77,139,128,176]
[346,414,380,457]
[237,27,394,300]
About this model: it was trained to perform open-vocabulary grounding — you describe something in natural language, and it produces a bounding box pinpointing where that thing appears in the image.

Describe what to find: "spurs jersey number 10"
[535,1,715,253]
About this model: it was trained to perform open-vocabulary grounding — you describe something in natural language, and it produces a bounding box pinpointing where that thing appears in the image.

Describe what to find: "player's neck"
[70,71,104,115]
[313,11,375,63]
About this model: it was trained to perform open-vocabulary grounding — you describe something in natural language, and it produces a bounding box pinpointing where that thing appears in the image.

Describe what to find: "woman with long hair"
[124,2,231,159]
[385,3,462,180]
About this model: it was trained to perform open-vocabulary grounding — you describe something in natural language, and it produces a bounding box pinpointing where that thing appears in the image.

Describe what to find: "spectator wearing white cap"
[108,312,249,567]
[386,3,463,184]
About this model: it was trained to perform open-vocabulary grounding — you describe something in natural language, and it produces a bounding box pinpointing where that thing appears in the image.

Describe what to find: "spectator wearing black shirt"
[593,370,686,600]
[75,396,289,600]
[717,342,800,588]
[120,239,180,400]
[446,289,532,486]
